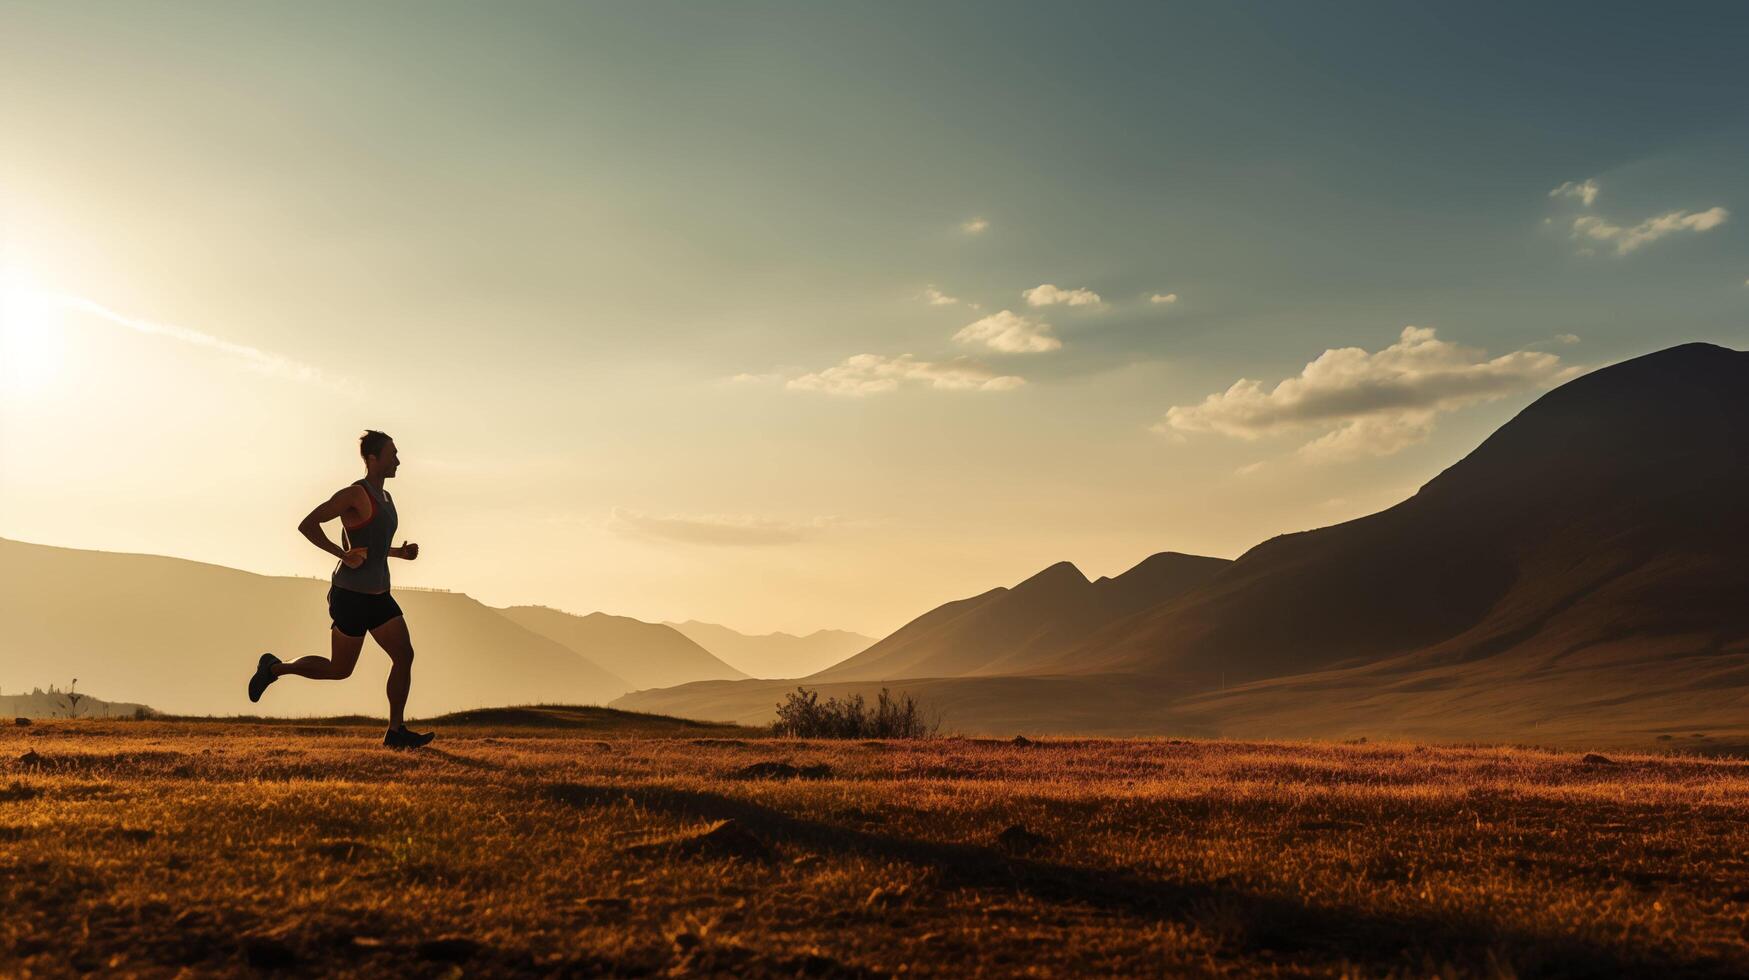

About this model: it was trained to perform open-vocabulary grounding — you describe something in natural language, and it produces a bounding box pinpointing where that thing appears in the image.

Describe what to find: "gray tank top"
[330,479,397,594]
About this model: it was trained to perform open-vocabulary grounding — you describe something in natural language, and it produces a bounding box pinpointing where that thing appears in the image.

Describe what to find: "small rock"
[580,896,631,912]
[349,935,390,950]
[626,818,773,862]
[1581,753,1614,765]
[1011,735,1032,747]
[416,937,481,963]
[310,840,379,863]
[734,761,832,780]
[242,937,299,968]
[1296,819,1362,831]
[864,884,909,908]
[107,827,156,843]
[13,718,29,727]
[16,750,44,768]
[995,823,1050,856]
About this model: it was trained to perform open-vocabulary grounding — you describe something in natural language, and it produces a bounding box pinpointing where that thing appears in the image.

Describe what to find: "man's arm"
[297,487,364,562]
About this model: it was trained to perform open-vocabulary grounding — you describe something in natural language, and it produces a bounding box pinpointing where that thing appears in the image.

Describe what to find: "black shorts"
[327,585,404,637]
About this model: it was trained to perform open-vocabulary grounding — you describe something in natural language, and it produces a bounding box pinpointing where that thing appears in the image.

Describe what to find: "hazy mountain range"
[0,542,852,717]
[615,343,1749,749]
[663,621,874,679]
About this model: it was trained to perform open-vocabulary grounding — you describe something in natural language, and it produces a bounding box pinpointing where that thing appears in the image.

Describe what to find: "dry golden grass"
[2,714,1747,977]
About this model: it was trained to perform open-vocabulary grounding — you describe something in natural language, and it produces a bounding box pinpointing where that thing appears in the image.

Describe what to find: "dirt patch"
[733,761,833,780]
[625,819,774,862]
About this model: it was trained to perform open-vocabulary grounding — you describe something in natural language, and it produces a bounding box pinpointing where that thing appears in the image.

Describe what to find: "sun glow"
[0,266,71,395]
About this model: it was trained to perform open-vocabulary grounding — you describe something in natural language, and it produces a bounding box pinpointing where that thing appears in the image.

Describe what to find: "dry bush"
[771,687,936,739]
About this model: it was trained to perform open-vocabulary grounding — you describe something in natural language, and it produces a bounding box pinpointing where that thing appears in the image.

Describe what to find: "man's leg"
[369,615,415,730]
[274,630,365,680]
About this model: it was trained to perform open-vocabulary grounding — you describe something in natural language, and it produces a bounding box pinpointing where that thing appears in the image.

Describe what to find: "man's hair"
[359,430,393,461]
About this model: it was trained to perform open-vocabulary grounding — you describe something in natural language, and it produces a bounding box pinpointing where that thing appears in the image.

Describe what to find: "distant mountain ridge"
[664,621,874,679]
[498,606,747,689]
[1,687,157,720]
[617,343,1749,748]
[812,552,1230,682]
[0,540,761,716]
[0,537,635,717]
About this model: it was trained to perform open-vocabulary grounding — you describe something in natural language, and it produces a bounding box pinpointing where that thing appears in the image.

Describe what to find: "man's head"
[359,429,400,479]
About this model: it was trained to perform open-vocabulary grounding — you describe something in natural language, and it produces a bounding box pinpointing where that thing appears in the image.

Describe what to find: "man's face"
[372,440,401,478]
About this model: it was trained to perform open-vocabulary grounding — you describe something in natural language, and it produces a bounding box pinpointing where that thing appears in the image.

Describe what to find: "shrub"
[771,687,936,739]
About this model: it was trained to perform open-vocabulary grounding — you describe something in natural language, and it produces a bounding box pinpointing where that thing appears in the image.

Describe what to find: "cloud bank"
[1570,207,1728,255]
[1022,284,1102,307]
[1549,179,1600,207]
[1158,327,1578,460]
[954,310,1061,353]
[787,353,1024,396]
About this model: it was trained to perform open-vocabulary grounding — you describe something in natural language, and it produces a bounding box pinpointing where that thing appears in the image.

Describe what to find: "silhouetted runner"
[248,430,433,749]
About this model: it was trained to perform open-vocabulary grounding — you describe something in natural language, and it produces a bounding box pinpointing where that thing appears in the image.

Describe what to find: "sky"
[2,1,1746,637]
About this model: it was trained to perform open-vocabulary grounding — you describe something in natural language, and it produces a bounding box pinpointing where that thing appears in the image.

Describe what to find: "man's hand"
[393,541,419,561]
[340,547,368,569]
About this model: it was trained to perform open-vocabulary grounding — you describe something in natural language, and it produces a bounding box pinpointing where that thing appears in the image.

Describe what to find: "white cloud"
[961,217,989,234]
[609,507,838,546]
[1549,179,1600,207]
[1150,293,1179,305]
[953,310,1061,353]
[1555,333,1581,345]
[786,353,1024,396]
[728,371,783,384]
[923,285,958,306]
[1570,206,1728,255]
[1157,326,1579,461]
[1022,283,1102,307]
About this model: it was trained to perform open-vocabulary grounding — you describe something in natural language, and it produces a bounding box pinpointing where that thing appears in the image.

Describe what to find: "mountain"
[497,607,748,689]
[1039,342,1749,684]
[0,538,631,717]
[812,552,1230,681]
[618,343,1749,748]
[664,621,874,679]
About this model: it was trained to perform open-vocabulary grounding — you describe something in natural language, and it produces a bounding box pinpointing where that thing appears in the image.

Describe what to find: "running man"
[248,430,434,749]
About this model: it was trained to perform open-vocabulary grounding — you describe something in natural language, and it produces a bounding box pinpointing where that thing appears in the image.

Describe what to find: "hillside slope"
[812,552,1230,682]
[1044,342,1749,684]
[0,539,631,716]
[496,606,748,690]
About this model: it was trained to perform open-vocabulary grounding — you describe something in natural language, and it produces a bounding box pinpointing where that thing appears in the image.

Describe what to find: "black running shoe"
[248,653,281,703]
[383,726,435,750]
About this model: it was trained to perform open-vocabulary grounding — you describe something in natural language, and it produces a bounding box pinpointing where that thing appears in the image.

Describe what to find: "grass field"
[3,708,1747,977]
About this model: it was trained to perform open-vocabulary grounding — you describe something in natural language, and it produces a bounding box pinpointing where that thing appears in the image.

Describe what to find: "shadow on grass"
[420,747,507,772]
[541,781,1741,977]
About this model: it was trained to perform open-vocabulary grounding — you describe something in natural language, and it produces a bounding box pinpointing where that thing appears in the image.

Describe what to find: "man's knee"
[331,659,357,680]
[392,646,415,667]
